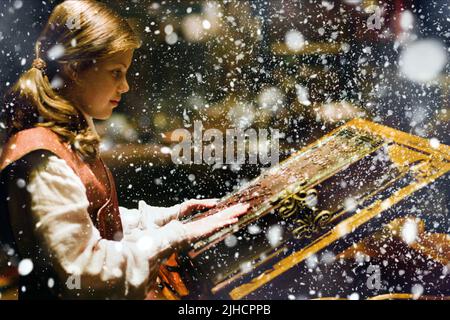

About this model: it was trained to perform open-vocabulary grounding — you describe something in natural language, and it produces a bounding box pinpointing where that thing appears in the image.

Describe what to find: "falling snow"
[0,0,448,301]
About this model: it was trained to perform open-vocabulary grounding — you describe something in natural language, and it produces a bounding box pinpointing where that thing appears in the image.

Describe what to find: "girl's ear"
[62,62,79,83]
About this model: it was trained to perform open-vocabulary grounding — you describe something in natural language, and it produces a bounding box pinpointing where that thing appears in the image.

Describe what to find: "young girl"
[0,0,248,299]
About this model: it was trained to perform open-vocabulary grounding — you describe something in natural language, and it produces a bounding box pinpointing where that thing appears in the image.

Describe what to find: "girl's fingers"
[191,198,220,207]
[211,218,238,232]
[184,198,220,212]
[177,198,219,218]
[224,203,249,216]
[187,203,249,240]
[215,203,249,220]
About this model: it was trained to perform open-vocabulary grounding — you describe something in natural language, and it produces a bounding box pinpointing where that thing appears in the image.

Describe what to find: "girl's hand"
[176,198,220,219]
[183,203,250,242]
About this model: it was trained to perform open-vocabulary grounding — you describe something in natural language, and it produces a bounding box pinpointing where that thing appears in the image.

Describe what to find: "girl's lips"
[110,100,119,105]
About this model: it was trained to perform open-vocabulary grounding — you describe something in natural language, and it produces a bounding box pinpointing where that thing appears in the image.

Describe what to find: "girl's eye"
[112,70,122,78]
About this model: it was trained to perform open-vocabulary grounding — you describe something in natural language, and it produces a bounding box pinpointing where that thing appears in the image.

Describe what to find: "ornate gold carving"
[229,119,450,300]
[271,180,334,239]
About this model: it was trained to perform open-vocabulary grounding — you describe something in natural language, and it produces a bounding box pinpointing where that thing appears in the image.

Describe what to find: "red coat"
[0,127,123,241]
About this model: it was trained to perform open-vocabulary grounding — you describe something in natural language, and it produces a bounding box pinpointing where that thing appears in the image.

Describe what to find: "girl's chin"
[93,110,113,120]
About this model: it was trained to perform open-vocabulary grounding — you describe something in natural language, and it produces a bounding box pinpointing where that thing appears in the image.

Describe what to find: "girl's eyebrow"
[111,63,128,69]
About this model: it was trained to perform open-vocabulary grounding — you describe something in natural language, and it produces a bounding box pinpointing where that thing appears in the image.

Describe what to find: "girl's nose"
[118,78,130,94]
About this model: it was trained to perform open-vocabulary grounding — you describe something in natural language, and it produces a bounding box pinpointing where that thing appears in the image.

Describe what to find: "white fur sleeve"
[25,155,188,299]
[119,200,182,232]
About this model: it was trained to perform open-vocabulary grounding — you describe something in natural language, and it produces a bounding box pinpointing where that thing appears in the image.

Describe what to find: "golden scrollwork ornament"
[271,180,334,239]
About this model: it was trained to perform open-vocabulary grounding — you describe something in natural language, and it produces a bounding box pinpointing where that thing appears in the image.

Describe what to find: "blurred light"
[316,101,365,123]
[160,146,172,154]
[348,293,360,300]
[50,75,64,89]
[18,259,33,276]
[341,43,350,53]
[399,39,447,83]
[321,1,334,11]
[306,254,318,269]
[429,138,440,149]
[13,0,23,9]
[411,284,424,300]
[227,101,255,129]
[224,235,238,247]
[182,15,207,42]
[247,224,261,235]
[343,0,362,4]
[47,44,65,61]
[240,261,253,274]
[149,2,160,10]
[187,94,207,110]
[285,30,306,52]
[203,1,222,22]
[181,2,220,43]
[164,24,174,35]
[257,87,285,113]
[266,225,283,247]
[400,10,414,31]
[320,251,336,265]
[202,19,211,30]
[165,32,178,45]
[295,84,311,106]
[401,219,418,245]
[99,138,113,152]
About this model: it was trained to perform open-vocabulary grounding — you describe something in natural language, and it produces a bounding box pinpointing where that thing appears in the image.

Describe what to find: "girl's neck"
[60,85,98,135]
[80,111,98,136]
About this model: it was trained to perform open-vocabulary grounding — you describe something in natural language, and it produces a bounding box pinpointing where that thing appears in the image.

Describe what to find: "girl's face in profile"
[67,49,134,120]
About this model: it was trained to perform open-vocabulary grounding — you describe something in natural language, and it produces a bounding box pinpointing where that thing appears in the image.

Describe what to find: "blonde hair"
[3,0,141,160]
